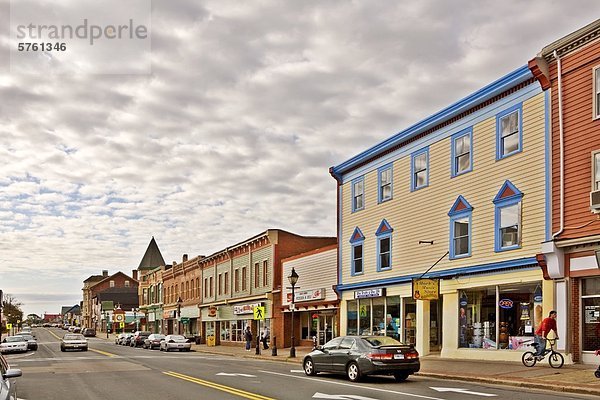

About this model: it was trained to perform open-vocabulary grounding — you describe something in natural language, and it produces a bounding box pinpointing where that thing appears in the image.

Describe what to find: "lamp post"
[288,268,299,358]
[176,297,182,335]
[133,308,139,332]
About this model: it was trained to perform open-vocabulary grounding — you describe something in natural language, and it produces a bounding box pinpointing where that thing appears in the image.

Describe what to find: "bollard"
[271,336,277,356]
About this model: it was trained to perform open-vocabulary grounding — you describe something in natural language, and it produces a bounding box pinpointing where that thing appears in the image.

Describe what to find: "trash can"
[207,335,216,347]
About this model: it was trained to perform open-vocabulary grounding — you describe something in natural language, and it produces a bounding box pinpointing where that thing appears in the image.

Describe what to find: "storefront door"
[318,315,335,344]
[582,277,600,363]
[429,299,442,351]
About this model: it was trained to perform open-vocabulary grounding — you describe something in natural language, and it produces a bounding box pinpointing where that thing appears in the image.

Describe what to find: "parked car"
[143,334,165,350]
[119,333,134,346]
[115,333,126,344]
[302,335,420,382]
[160,335,192,352]
[72,327,81,333]
[82,328,96,337]
[0,353,22,400]
[130,331,151,347]
[60,333,88,352]
[13,334,37,351]
[0,337,28,354]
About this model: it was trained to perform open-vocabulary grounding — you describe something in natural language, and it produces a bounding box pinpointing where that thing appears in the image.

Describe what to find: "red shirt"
[535,317,557,338]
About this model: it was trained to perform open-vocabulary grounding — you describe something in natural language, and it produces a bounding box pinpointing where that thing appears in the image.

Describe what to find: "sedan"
[143,334,165,350]
[0,353,22,400]
[160,335,192,352]
[303,335,420,382]
[0,337,28,354]
[13,334,37,351]
[60,334,88,352]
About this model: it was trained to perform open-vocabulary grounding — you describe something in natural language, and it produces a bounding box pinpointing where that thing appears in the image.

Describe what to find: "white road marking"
[430,387,497,397]
[290,369,305,373]
[216,372,257,377]
[260,370,445,400]
[313,392,379,400]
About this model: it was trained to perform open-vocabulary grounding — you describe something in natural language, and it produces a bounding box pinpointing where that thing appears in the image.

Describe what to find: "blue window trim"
[410,147,429,191]
[451,128,473,177]
[351,176,365,212]
[493,180,524,252]
[375,219,393,272]
[377,163,393,203]
[496,103,523,160]
[448,196,473,260]
[349,227,365,276]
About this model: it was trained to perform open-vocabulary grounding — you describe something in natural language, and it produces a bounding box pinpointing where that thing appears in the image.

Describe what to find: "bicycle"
[522,338,564,368]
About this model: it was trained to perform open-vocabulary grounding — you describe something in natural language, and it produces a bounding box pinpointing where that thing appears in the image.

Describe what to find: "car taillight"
[367,353,393,360]
[405,350,419,359]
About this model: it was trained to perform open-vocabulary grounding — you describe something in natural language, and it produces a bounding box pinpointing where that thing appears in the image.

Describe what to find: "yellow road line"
[89,348,117,357]
[45,329,62,340]
[164,371,275,400]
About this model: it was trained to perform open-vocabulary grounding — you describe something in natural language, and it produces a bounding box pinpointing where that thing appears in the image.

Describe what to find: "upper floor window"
[234,269,239,292]
[375,220,393,271]
[124,280,130,287]
[593,151,600,190]
[109,280,115,288]
[349,227,365,276]
[254,263,260,288]
[204,278,208,298]
[451,129,472,177]
[263,260,268,287]
[352,177,365,212]
[225,272,229,294]
[594,67,600,119]
[496,103,522,159]
[448,196,473,259]
[411,148,429,191]
[209,276,213,297]
[218,274,222,296]
[242,267,247,291]
[378,164,393,203]
[493,180,523,252]
[195,278,200,297]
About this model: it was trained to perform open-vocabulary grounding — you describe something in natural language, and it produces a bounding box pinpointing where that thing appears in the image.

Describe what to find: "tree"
[1,293,24,328]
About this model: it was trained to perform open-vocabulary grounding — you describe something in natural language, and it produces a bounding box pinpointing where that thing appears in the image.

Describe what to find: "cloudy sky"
[0,0,598,317]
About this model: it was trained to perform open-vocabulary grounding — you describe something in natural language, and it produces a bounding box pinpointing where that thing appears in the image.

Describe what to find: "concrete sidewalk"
[186,342,600,396]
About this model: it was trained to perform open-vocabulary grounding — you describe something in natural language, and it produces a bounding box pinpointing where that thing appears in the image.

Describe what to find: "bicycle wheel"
[522,351,537,367]
[548,351,564,368]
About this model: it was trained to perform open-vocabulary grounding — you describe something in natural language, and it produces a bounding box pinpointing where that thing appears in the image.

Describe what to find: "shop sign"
[533,294,543,302]
[354,288,385,299]
[411,278,439,300]
[292,288,326,302]
[499,299,514,309]
[459,296,468,307]
[208,306,218,317]
[233,302,262,315]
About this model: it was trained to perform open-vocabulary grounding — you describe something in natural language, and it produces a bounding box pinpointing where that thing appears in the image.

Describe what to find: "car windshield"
[64,334,84,340]
[4,336,26,343]
[15,335,34,341]
[362,336,404,347]
[150,334,164,339]
[169,335,185,341]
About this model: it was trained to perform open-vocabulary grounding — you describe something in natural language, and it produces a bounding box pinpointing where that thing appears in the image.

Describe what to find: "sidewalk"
[187,342,600,396]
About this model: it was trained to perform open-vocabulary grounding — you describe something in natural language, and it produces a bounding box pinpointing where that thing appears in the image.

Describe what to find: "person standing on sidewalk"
[261,326,269,350]
[534,310,558,358]
[244,326,253,351]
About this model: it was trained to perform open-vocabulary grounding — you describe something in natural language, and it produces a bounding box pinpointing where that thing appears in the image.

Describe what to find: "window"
[451,128,472,176]
[378,164,393,203]
[185,282,189,299]
[411,147,429,190]
[263,260,268,287]
[218,274,222,296]
[234,269,239,292]
[204,278,208,298]
[224,272,229,294]
[493,180,523,252]
[254,262,259,288]
[496,103,522,159]
[448,196,473,259]
[109,280,115,288]
[349,227,365,276]
[593,152,600,190]
[209,276,213,297]
[594,67,600,119]
[191,280,195,299]
[352,177,365,212]
[196,278,200,297]
[124,280,130,287]
[375,219,393,271]
[242,267,247,291]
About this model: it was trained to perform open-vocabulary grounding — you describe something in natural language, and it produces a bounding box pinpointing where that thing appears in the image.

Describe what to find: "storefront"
[179,306,199,337]
[200,300,272,345]
[581,277,600,364]
[145,306,163,333]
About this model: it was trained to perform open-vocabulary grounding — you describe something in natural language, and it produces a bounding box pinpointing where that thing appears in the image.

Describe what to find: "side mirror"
[3,369,22,379]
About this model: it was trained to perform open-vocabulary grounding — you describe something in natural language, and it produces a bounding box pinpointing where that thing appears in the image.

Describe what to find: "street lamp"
[288,267,299,358]
[133,308,139,332]
[176,297,182,335]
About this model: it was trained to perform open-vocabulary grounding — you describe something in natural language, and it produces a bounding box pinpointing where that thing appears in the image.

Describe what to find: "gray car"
[60,333,88,352]
[159,335,191,352]
[0,353,22,400]
[302,335,420,382]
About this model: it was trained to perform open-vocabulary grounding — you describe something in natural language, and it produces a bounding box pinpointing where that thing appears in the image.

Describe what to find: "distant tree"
[1,293,24,327]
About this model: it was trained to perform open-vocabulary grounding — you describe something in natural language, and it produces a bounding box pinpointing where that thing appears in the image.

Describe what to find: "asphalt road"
[3,328,596,400]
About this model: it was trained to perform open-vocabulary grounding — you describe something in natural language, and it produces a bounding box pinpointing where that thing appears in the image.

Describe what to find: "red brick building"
[529,19,600,364]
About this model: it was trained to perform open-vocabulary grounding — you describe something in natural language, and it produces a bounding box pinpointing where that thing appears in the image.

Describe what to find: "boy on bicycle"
[534,310,558,359]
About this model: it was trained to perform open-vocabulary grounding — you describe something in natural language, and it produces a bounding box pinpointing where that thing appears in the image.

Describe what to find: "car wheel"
[61,346,65,352]
[393,372,409,382]
[83,347,88,352]
[346,362,361,382]
[303,358,316,376]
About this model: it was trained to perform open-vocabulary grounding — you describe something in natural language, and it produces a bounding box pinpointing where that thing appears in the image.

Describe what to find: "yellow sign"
[119,322,125,328]
[359,305,368,318]
[6,323,12,330]
[412,278,440,300]
[253,306,265,320]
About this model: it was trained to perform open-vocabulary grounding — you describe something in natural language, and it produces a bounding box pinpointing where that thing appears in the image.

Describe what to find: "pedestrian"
[261,326,269,350]
[534,310,558,359]
[244,325,253,351]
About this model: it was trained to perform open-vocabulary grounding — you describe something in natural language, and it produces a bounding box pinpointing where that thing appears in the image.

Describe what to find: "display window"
[582,277,600,352]
[219,320,246,342]
[458,282,541,350]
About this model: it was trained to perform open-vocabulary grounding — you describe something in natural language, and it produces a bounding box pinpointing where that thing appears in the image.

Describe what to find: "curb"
[417,372,600,396]
[192,347,304,364]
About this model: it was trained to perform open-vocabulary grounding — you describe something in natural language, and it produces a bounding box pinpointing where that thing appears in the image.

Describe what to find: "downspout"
[552,49,565,239]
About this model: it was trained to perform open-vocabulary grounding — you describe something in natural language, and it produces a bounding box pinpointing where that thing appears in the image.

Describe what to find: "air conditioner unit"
[590,190,600,213]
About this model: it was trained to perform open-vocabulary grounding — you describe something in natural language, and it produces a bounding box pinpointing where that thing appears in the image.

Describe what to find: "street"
[3,328,596,400]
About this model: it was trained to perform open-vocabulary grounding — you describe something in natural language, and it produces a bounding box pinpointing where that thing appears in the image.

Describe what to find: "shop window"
[459,287,496,349]
[372,297,385,335]
[404,298,416,345]
[347,300,358,336]
[359,298,371,335]
[386,297,401,340]
[583,277,600,352]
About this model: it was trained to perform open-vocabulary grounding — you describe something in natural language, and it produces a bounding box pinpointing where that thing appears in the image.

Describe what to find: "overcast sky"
[0,0,598,318]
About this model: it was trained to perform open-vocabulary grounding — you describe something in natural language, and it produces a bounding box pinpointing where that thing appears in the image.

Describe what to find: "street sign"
[180,317,189,324]
[253,306,265,320]
[6,323,12,330]
[119,322,125,328]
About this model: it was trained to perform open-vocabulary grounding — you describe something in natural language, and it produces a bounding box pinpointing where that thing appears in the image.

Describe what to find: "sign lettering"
[412,278,440,300]
[354,288,385,299]
[234,303,262,315]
